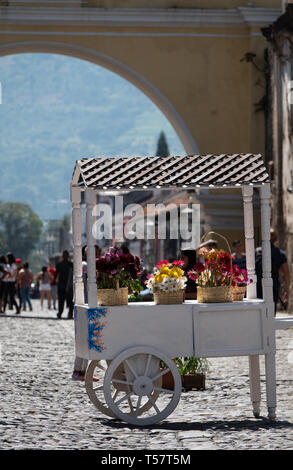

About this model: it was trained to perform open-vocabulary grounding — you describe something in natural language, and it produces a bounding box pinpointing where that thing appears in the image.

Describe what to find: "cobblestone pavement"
[0,300,293,451]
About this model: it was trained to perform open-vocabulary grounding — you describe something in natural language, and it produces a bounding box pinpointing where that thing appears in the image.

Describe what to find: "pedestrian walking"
[18,262,34,312]
[0,256,8,313]
[36,267,53,310]
[15,258,23,311]
[48,258,57,310]
[255,228,290,313]
[55,250,73,319]
[2,253,20,314]
[232,240,247,270]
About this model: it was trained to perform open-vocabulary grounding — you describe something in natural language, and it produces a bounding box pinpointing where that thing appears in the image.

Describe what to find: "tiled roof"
[72,154,270,189]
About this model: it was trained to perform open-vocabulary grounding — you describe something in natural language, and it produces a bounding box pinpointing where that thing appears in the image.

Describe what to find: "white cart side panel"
[193,301,267,357]
[74,303,194,360]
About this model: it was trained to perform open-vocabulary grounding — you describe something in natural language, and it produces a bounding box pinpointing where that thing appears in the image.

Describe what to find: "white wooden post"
[71,186,84,306]
[85,188,97,308]
[242,186,257,298]
[260,184,276,420]
[242,185,261,418]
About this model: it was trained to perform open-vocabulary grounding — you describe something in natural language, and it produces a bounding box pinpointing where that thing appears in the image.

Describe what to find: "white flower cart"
[71,154,293,426]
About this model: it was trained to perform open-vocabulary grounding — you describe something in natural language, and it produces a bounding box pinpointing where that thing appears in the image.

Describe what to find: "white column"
[260,185,274,304]
[242,186,257,298]
[85,188,97,308]
[260,184,276,420]
[71,186,84,306]
[242,185,261,418]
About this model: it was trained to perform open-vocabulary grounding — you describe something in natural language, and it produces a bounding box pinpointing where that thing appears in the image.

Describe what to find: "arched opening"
[0,41,199,156]
[0,41,200,274]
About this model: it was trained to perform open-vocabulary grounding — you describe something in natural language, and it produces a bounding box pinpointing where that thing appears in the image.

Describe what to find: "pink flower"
[172,260,185,266]
[157,260,169,268]
[187,270,198,281]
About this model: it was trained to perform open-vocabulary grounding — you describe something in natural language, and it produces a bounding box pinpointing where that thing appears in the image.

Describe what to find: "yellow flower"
[169,267,184,278]
[159,267,171,276]
[154,274,167,283]
[204,249,219,261]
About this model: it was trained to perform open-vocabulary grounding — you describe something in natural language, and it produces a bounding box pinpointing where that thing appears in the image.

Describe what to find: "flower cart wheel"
[85,359,163,419]
[103,346,182,426]
[85,360,117,418]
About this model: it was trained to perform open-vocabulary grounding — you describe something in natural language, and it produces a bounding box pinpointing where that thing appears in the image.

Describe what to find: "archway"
[0,41,199,155]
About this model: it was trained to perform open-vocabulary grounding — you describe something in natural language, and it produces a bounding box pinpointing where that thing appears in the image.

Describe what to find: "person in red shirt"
[48,258,57,310]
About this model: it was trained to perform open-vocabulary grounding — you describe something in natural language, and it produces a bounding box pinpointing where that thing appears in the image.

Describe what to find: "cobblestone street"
[0,300,293,451]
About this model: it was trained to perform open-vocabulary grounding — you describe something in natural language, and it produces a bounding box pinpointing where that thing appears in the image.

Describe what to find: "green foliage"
[175,357,209,375]
[128,279,143,302]
[0,201,42,259]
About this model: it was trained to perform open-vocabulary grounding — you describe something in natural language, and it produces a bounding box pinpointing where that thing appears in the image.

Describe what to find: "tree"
[0,201,43,259]
[156,131,170,157]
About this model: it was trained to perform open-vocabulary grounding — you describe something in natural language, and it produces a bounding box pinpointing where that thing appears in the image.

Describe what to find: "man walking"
[255,229,290,314]
[55,250,74,319]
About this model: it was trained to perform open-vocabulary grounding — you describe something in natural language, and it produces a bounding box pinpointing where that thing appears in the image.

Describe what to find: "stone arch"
[0,40,199,154]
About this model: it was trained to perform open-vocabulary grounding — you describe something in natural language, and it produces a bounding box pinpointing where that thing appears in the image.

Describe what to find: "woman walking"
[18,262,34,312]
[0,256,8,313]
[48,259,57,310]
[3,252,20,314]
[36,267,53,310]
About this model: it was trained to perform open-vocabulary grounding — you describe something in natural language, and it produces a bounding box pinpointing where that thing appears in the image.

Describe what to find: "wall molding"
[0,7,282,29]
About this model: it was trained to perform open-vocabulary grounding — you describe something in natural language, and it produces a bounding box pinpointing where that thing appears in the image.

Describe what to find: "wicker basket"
[196,231,233,303]
[233,285,246,301]
[97,287,128,306]
[153,290,184,305]
[197,285,233,303]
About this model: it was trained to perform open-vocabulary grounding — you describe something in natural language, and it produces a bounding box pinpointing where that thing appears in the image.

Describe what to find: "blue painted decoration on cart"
[88,307,108,352]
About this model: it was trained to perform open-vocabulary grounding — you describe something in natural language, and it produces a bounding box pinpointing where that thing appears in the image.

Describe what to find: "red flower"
[157,259,169,268]
[172,260,185,267]
[193,262,205,273]
[187,270,198,281]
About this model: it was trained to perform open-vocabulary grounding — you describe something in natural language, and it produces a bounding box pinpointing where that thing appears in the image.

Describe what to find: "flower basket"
[146,259,187,304]
[153,289,184,305]
[188,231,234,303]
[232,285,246,301]
[96,247,143,306]
[197,285,233,303]
[97,286,128,306]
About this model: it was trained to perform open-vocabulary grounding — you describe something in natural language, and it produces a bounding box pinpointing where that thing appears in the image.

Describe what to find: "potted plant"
[232,265,252,301]
[96,247,143,306]
[161,357,209,391]
[146,259,187,304]
[188,248,234,303]
[128,279,143,302]
[176,357,209,390]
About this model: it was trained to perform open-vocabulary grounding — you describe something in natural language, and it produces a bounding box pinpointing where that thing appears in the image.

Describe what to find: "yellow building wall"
[0,1,283,155]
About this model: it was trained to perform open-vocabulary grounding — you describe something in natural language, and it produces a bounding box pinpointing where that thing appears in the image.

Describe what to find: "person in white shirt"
[3,252,20,314]
[0,255,8,313]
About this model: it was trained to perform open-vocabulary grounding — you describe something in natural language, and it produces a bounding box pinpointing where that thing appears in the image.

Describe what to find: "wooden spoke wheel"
[103,346,182,426]
[85,358,163,419]
[85,360,117,418]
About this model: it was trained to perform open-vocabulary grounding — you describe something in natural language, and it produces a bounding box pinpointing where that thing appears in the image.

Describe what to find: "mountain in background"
[0,53,185,220]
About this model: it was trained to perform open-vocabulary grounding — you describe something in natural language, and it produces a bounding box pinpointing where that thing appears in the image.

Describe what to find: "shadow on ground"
[99,417,293,432]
